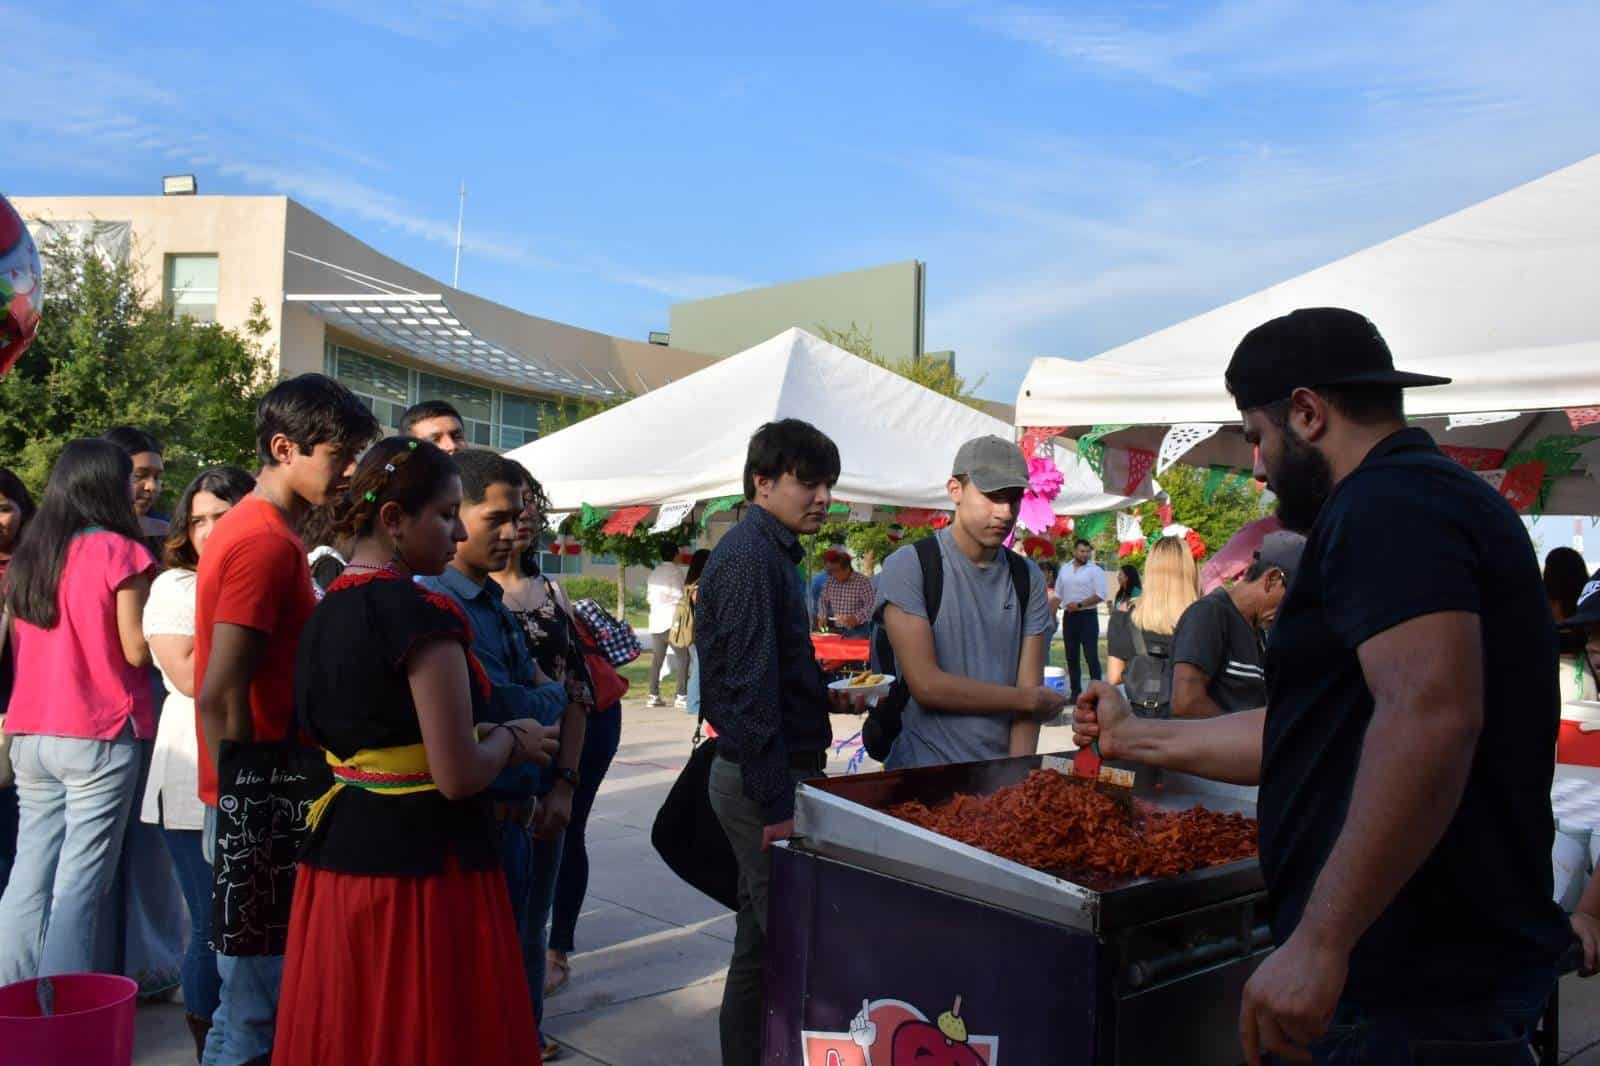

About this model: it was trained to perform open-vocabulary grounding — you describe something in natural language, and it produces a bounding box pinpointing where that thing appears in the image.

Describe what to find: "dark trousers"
[707,754,817,1066]
[550,702,622,954]
[649,632,690,699]
[1063,609,1102,694]
[1288,972,1556,1064]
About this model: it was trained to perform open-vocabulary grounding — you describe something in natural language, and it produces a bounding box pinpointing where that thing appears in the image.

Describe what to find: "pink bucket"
[0,973,138,1066]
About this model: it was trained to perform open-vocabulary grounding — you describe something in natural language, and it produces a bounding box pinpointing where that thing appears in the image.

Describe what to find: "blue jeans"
[200,807,284,1066]
[550,704,622,953]
[498,816,535,928]
[0,731,139,983]
[202,954,284,1066]
[162,827,220,1021]
[1297,972,1557,1065]
[525,831,564,1035]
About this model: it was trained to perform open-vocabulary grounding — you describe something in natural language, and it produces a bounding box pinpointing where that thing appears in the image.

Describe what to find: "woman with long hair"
[1112,564,1142,612]
[1105,536,1200,713]
[0,439,157,982]
[0,467,38,894]
[139,465,255,1057]
[274,438,559,1065]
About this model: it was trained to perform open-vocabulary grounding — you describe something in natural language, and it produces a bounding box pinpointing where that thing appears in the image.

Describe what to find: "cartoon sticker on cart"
[802,994,997,1065]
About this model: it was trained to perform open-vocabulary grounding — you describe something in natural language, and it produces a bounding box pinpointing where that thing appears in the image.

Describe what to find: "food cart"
[762,754,1271,1066]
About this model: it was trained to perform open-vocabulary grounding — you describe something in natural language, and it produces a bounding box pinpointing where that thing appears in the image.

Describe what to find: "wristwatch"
[554,767,581,790]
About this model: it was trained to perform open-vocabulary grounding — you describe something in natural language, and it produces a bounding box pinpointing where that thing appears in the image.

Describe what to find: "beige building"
[15,192,716,584]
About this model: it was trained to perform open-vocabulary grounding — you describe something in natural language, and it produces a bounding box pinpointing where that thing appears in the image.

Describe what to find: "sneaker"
[674,695,689,709]
[645,695,664,708]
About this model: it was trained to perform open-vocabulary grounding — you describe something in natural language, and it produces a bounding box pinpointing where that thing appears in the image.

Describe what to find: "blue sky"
[7,1,1599,403]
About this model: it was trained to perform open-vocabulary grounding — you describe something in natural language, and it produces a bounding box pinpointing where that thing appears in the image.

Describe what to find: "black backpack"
[861,537,1032,762]
[1124,624,1175,719]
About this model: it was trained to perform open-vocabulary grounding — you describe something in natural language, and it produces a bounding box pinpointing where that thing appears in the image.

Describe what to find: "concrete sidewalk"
[132,707,1600,1064]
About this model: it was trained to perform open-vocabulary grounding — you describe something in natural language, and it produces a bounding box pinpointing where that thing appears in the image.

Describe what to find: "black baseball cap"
[1560,571,1600,631]
[1225,308,1452,411]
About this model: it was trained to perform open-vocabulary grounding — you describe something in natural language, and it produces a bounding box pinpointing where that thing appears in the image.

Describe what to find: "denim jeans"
[162,827,220,1021]
[1293,970,1557,1065]
[549,703,622,954]
[497,815,535,928]
[525,830,564,1035]
[200,807,284,1066]
[0,731,139,983]
[201,954,284,1066]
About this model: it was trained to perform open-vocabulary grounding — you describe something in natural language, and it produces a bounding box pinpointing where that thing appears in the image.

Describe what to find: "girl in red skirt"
[273,438,560,1066]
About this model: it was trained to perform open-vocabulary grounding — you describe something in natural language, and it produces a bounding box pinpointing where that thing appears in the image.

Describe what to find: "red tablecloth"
[811,634,871,671]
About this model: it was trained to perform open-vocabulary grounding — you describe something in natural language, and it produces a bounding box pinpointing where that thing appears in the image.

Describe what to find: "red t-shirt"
[193,494,316,805]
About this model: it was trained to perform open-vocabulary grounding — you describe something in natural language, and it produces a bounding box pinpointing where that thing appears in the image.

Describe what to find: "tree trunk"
[616,568,626,621]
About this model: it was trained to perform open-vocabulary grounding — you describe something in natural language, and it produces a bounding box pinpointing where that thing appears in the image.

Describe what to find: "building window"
[325,343,565,453]
[328,345,410,430]
[165,254,218,323]
[499,394,560,450]
[417,372,494,446]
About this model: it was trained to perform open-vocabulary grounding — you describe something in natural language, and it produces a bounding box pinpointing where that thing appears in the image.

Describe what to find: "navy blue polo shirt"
[1260,428,1570,1003]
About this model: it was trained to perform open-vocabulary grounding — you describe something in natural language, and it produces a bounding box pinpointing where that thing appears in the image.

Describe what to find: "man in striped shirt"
[1170,531,1304,718]
[816,548,876,638]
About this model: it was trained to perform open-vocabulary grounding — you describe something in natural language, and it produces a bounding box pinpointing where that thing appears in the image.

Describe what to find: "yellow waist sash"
[305,743,436,830]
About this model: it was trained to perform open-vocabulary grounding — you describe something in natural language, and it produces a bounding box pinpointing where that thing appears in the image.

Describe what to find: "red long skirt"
[272,859,539,1066]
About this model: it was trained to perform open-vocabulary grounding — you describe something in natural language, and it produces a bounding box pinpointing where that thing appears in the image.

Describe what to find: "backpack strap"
[913,535,945,626]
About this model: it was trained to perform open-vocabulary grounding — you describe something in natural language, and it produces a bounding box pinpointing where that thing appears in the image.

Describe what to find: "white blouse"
[139,568,206,831]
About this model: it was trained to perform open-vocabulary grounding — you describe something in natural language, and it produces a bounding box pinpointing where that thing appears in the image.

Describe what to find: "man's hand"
[760,819,794,850]
[535,781,574,840]
[829,688,869,714]
[1021,685,1068,720]
[1238,930,1347,1065]
[1574,912,1600,977]
[1073,682,1132,758]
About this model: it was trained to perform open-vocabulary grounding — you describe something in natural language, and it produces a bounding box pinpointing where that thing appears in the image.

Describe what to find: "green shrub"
[559,576,617,605]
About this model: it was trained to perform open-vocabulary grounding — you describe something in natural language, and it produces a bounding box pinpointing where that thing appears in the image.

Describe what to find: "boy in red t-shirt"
[194,373,377,1065]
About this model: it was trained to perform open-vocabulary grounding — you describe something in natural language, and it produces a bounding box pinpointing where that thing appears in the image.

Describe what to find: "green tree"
[0,236,274,504]
[1097,463,1267,570]
[539,393,626,436]
[565,510,695,617]
[800,517,934,576]
[814,322,986,409]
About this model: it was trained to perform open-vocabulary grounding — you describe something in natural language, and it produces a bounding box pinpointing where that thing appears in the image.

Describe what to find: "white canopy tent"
[1015,154,1600,513]
[508,327,1138,518]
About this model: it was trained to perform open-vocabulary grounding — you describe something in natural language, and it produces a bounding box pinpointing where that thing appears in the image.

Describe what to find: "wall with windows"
[325,340,566,447]
[14,195,291,357]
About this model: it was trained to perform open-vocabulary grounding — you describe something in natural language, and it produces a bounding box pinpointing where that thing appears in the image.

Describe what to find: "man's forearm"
[912,670,1030,717]
[1294,699,1477,954]
[1109,708,1265,784]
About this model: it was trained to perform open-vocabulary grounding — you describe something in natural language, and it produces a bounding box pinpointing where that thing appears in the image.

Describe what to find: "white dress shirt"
[1054,560,1108,608]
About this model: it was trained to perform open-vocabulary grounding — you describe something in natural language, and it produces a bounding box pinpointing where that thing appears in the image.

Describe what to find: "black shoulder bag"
[651,717,740,911]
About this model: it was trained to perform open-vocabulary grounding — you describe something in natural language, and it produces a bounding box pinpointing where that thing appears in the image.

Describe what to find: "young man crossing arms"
[877,435,1065,769]
[195,374,378,1065]
[1055,537,1107,701]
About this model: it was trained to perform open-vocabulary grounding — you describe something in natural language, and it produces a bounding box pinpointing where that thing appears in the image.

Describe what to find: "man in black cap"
[1074,308,1571,1064]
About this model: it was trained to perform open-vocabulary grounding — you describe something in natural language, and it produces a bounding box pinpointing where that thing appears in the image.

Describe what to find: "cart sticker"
[802,995,997,1066]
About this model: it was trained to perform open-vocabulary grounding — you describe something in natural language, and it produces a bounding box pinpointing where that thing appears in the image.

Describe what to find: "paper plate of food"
[828,670,896,705]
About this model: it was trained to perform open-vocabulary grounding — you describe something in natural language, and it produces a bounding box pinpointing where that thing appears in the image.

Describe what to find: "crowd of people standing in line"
[0,385,627,1064]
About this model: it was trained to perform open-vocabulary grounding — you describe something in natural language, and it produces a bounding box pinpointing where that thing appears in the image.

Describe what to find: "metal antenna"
[452,181,466,288]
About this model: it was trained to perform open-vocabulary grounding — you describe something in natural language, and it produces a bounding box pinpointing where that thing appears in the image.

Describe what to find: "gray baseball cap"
[1254,531,1307,585]
[952,435,1030,493]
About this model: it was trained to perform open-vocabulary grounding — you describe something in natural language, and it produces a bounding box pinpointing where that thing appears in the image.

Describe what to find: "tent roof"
[1014,155,1600,511]
[509,327,1137,515]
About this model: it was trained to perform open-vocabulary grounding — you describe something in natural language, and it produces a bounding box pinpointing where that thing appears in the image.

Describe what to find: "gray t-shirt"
[876,530,1052,768]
